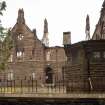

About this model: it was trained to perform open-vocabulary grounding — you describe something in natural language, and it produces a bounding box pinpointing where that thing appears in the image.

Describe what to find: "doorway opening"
[45,67,53,84]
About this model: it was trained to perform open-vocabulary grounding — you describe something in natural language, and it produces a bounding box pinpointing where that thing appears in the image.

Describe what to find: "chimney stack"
[63,32,71,45]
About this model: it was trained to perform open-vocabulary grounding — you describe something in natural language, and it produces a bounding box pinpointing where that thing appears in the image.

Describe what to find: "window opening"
[93,52,100,58]
[7,72,14,81]
[17,33,24,40]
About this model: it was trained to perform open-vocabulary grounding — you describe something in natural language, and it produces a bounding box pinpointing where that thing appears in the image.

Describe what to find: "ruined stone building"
[1,0,105,93]
[1,8,67,85]
[64,0,105,92]
[93,0,105,40]
[64,40,105,92]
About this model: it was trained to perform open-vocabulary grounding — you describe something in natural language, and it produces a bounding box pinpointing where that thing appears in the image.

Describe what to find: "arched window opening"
[46,51,51,61]
[17,51,22,57]
[7,72,14,81]
[8,54,13,62]
[16,51,24,59]
[17,33,24,40]
[31,72,35,80]
[45,67,53,84]
[16,47,24,59]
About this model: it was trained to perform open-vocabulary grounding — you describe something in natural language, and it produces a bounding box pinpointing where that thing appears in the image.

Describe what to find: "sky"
[0,0,104,46]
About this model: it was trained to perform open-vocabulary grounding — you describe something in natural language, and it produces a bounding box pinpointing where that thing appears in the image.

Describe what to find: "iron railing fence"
[0,76,104,94]
[0,79,67,94]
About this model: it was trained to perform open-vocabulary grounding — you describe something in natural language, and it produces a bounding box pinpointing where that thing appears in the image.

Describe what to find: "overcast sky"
[1,0,104,46]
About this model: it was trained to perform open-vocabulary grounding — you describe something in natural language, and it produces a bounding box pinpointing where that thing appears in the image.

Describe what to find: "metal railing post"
[21,79,23,93]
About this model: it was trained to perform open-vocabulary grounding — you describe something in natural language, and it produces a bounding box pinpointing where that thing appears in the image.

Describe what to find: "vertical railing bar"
[11,80,12,93]
[32,78,33,93]
[28,80,30,93]
[14,80,15,93]
[36,80,37,93]
[59,81,60,93]
[21,79,23,93]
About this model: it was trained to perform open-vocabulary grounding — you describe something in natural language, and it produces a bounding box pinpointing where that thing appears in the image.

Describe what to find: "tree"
[0,1,6,15]
[0,0,6,40]
[0,0,6,37]
[0,29,13,70]
[0,1,12,70]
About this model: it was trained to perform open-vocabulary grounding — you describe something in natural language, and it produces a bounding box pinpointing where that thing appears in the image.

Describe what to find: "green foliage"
[0,29,13,70]
[0,1,6,16]
[0,1,12,70]
[0,62,5,70]
[0,0,6,41]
